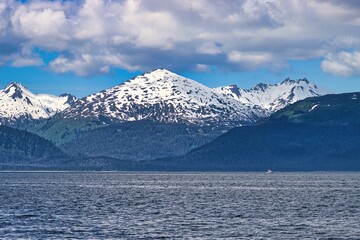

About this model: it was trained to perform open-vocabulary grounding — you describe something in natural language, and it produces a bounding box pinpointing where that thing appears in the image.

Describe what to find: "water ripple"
[0,172,359,239]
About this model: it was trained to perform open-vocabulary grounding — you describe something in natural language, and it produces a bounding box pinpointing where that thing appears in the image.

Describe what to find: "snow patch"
[308,104,319,112]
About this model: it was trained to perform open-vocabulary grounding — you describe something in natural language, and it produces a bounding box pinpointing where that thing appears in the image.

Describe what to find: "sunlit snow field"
[0,172,359,239]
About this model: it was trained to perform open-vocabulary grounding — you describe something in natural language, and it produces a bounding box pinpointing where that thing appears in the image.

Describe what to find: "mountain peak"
[3,82,31,100]
[281,78,296,85]
[216,77,327,111]
[4,81,27,91]
[59,93,78,105]
[123,68,201,89]
[227,84,239,91]
[124,68,180,86]
[297,78,310,84]
[151,68,170,72]
[63,69,265,126]
[0,83,79,125]
[5,81,24,88]
[144,68,174,76]
[253,83,269,91]
[281,78,310,85]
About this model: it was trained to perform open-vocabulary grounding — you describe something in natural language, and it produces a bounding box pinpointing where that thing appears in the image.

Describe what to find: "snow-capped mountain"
[0,70,327,128]
[0,82,77,126]
[215,78,328,112]
[61,69,268,126]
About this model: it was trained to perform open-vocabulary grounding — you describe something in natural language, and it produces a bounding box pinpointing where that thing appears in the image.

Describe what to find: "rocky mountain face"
[0,82,77,127]
[215,78,328,112]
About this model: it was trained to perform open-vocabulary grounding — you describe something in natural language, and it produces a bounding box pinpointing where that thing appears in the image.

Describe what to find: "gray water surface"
[0,172,359,239]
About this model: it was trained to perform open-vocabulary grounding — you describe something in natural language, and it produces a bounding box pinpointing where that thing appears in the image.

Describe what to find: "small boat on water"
[266,169,273,174]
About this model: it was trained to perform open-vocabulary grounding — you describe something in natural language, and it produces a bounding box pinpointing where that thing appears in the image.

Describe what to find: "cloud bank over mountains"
[1,0,360,77]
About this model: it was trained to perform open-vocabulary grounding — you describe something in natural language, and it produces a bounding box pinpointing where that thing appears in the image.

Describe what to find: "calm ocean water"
[0,172,359,239]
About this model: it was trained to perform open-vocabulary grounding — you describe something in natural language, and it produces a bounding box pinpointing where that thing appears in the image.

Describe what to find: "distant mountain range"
[22,69,325,161]
[0,82,77,127]
[2,91,360,170]
[61,69,266,126]
[1,69,326,127]
[1,68,342,170]
[3,90,360,171]
[215,78,327,112]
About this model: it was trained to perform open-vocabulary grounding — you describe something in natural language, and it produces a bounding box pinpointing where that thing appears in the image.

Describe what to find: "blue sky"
[1,0,360,97]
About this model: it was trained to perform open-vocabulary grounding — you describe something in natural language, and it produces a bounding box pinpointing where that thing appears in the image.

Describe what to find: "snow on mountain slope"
[62,69,268,126]
[215,78,328,111]
[37,93,77,113]
[0,82,77,125]
[0,71,328,128]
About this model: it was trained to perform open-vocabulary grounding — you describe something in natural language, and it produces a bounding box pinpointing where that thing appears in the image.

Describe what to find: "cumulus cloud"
[228,51,275,69]
[195,64,211,73]
[49,52,140,76]
[321,51,360,76]
[11,57,43,67]
[11,5,69,50]
[196,42,222,55]
[1,0,360,76]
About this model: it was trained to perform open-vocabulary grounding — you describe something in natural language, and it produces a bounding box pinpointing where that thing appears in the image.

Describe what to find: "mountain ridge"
[215,77,327,112]
[0,82,77,126]
[0,69,327,128]
[56,69,327,127]
[150,92,360,171]
[150,122,360,171]
[23,69,328,161]
[0,125,73,170]
[270,92,360,125]
[2,91,360,170]
[59,69,267,126]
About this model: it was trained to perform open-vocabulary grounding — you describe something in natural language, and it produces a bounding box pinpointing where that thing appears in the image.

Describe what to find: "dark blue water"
[0,172,359,239]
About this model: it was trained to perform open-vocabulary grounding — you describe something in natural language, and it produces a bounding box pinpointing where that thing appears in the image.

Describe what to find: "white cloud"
[11,57,43,67]
[11,3,69,50]
[49,54,111,77]
[195,64,211,73]
[227,51,277,70]
[321,51,360,76]
[49,53,140,76]
[1,0,360,76]
[196,42,221,55]
[0,3,8,34]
